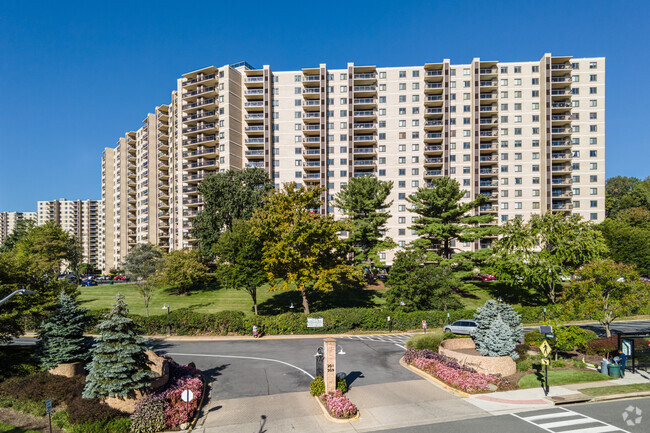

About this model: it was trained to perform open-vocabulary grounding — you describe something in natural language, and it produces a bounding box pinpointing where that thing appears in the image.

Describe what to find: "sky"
[0,0,648,212]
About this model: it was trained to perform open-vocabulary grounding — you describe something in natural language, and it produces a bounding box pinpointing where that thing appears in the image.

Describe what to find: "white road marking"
[165,352,315,380]
[395,344,407,350]
[511,407,629,433]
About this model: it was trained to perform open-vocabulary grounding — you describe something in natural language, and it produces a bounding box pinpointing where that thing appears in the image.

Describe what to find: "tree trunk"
[301,286,310,315]
[252,291,258,315]
[605,323,611,337]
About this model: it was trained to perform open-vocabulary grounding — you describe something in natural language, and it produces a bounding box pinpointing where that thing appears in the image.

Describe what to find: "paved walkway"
[193,379,487,433]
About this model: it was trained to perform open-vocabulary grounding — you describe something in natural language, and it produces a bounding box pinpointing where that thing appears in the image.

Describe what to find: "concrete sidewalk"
[466,368,650,415]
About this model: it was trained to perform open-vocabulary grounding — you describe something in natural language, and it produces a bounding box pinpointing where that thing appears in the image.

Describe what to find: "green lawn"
[580,383,650,397]
[0,422,40,433]
[519,370,612,389]
[78,283,385,316]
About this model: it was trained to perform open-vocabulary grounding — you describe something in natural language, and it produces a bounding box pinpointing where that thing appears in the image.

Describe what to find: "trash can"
[608,364,621,378]
[601,360,609,376]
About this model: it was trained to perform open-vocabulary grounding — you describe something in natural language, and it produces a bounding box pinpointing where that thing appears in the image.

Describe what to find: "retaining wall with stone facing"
[439,338,516,377]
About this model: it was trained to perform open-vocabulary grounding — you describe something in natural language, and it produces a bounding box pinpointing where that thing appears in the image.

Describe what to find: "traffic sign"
[540,340,552,357]
[45,398,52,414]
[181,389,194,402]
[541,358,550,366]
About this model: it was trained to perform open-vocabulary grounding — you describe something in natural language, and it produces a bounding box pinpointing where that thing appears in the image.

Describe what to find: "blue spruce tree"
[38,292,90,369]
[472,299,522,359]
[83,293,152,399]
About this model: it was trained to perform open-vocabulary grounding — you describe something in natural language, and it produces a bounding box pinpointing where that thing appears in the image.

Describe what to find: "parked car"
[82,279,98,286]
[443,319,478,335]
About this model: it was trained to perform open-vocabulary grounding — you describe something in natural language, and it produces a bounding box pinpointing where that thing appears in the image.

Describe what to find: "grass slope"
[518,370,611,389]
[580,383,650,397]
[0,422,40,433]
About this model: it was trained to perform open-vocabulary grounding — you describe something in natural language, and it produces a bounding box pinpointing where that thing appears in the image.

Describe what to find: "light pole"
[0,289,36,308]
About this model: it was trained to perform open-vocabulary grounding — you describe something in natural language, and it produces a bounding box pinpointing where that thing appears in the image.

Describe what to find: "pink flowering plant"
[320,390,358,419]
[405,349,508,393]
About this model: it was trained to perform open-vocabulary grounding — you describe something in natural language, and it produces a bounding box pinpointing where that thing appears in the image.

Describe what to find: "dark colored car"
[82,279,98,286]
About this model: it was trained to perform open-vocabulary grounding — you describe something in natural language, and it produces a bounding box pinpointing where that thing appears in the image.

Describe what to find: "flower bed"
[403,349,508,393]
[319,390,358,419]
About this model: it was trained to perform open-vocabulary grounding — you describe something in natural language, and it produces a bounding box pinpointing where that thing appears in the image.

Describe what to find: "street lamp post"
[0,289,36,308]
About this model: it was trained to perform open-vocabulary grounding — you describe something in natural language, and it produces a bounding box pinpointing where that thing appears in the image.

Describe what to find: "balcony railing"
[354,135,376,141]
[479,68,497,74]
[183,111,216,122]
[426,133,442,138]
[425,170,442,176]
[245,162,265,168]
[427,108,443,114]
[426,70,442,76]
[245,138,264,144]
[183,74,215,86]
[354,110,376,116]
[426,83,442,89]
[353,147,375,154]
[424,145,442,151]
[245,76,264,83]
[245,150,265,156]
[353,73,376,79]
[354,86,376,92]
[244,101,264,107]
[353,160,375,166]
[353,98,376,104]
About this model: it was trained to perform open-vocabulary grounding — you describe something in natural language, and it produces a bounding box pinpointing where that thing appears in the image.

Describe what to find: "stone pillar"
[323,338,337,393]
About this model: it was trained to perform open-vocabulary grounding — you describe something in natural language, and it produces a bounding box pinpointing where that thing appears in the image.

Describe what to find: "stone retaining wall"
[439,338,516,377]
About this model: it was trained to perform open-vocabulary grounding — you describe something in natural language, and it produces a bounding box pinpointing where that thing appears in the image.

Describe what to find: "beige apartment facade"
[36,199,102,270]
[102,54,605,267]
[0,211,37,245]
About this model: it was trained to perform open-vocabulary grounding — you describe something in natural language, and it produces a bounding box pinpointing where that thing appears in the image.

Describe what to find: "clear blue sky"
[1,0,648,212]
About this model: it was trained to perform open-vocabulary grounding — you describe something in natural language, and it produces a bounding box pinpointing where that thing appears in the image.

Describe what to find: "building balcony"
[183,73,216,88]
[244,89,264,97]
[245,138,264,144]
[353,98,376,108]
[184,135,217,147]
[245,149,265,157]
[183,123,216,134]
[480,168,499,175]
[245,162,265,168]
[551,127,572,135]
[479,180,499,187]
[304,137,321,143]
[552,203,573,211]
[551,63,571,70]
[183,110,217,123]
[552,153,572,161]
[353,73,376,85]
[183,160,217,171]
[353,159,375,166]
[182,98,216,112]
[353,110,376,120]
[245,125,265,133]
[245,113,264,120]
[354,135,377,143]
[479,105,496,112]
[245,76,264,83]
[353,122,377,131]
[480,130,498,137]
[353,147,376,155]
[424,145,443,153]
[184,86,216,100]
[552,140,571,147]
[424,157,444,165]
[480,155,499,163]
[479,205,499,213]
[303,173,320,180]
[184,147,217,159]
[424,170,443,177]
[480,93,497,100]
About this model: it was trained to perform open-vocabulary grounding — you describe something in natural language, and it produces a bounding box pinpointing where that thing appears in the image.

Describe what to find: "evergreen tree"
[407,177,496,261]
[333,176,395,275]
[38,292,90,369]
[472,300,522,359]
[83,294,152,399]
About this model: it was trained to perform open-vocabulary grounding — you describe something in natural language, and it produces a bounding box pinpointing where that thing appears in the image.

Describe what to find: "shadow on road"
[195,364,229,422]
[343,370,364,389]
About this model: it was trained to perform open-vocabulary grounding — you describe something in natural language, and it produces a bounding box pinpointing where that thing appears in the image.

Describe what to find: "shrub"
[131,394,167,433]
[53,410,72,430]
[524,331,545,347]
[551,359,566,368]
[554,326,598,352]
[66,398,126,425]
[411,357,508,393]
[402,349,476,373]
[473,300,523,360]
[516,359,534,372]
[320,390,358,418]
[310,376,325,397]
[163,375,202,427]
[406,332,445,351]
[337,379,347,394]
[213,311,245,335]
[515,344,530,360]
[586,336,618,357]
[70,417,131,433]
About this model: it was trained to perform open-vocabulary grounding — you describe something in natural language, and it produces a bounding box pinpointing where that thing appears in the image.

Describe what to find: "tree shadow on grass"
[256,288,379,315]
[479,281,547,306]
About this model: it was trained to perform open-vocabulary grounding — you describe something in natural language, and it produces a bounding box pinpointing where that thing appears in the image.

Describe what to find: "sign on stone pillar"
[323,338,337,393]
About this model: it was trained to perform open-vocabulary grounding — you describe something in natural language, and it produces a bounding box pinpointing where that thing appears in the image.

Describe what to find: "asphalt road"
[152,334,416,400]
[377,398,650,433]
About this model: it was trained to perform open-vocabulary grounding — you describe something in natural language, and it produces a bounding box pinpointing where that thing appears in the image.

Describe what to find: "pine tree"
[83,294,152,399]
[38,292,90,369]
[472,300,522,359]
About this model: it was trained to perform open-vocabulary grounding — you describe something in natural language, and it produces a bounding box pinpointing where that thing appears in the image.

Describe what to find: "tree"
[192,168,274,256]
[154,249,209,295]
[606,176,650,218]
[407,177,496,260]
[472,300,523,359]
[491,213,608,303]
[0,219,35,252]
[37,292,90,369]
[83,294,152,399]
[213,219,266,315]
[122,243,163,317]
[562,260,647,337]
[65,237,84,285]
[333,176,395,274]
[251,183,360,315]
[599,208,650,275]
[385,249,462,312]
[0,222,79,343]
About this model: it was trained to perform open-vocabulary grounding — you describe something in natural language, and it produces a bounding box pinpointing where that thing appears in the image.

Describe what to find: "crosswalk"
[512,407,630,433]
[342,333,414,348]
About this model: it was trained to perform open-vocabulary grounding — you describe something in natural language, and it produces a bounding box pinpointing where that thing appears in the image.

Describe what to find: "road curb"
[187,371,208,432]
[313,395,360,423]
[590,390,650,402]
[399,357,471,398]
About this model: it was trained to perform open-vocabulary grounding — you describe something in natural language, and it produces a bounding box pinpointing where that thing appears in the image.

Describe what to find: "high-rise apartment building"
[0,211,37,245]
[37,199,102,270]
[102,54,605,267]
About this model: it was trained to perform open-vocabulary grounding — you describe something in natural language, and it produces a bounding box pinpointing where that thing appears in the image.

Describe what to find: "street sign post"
[181,389,194,423]
[539,340,552,395]
[45,399,52,433]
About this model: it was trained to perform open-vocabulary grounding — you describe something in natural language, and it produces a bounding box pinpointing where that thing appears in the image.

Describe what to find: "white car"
[443,320,478,335]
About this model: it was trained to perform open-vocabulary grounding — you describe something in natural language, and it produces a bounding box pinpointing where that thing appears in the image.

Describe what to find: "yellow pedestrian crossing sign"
[541,358,550,366]
[540,340,552,357]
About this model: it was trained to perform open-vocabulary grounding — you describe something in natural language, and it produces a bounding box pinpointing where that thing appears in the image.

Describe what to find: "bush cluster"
[586,336,619,357]
[309,376,348,397]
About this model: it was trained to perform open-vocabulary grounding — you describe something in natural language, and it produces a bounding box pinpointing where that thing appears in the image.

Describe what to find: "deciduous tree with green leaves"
[154,249,209,295]
[407,177,496,261]
[213,219,266,315]
[491,213,608,304]
[251,183,361,315]
[192,168,274,256]
[385,249,462,312]
[598,208,650,275]
[122,243,164,317]
[333,176,395,275]
[562,259,647,337]
[83,294,152,399]
[38,292,90,369]
[605,176,650,218]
